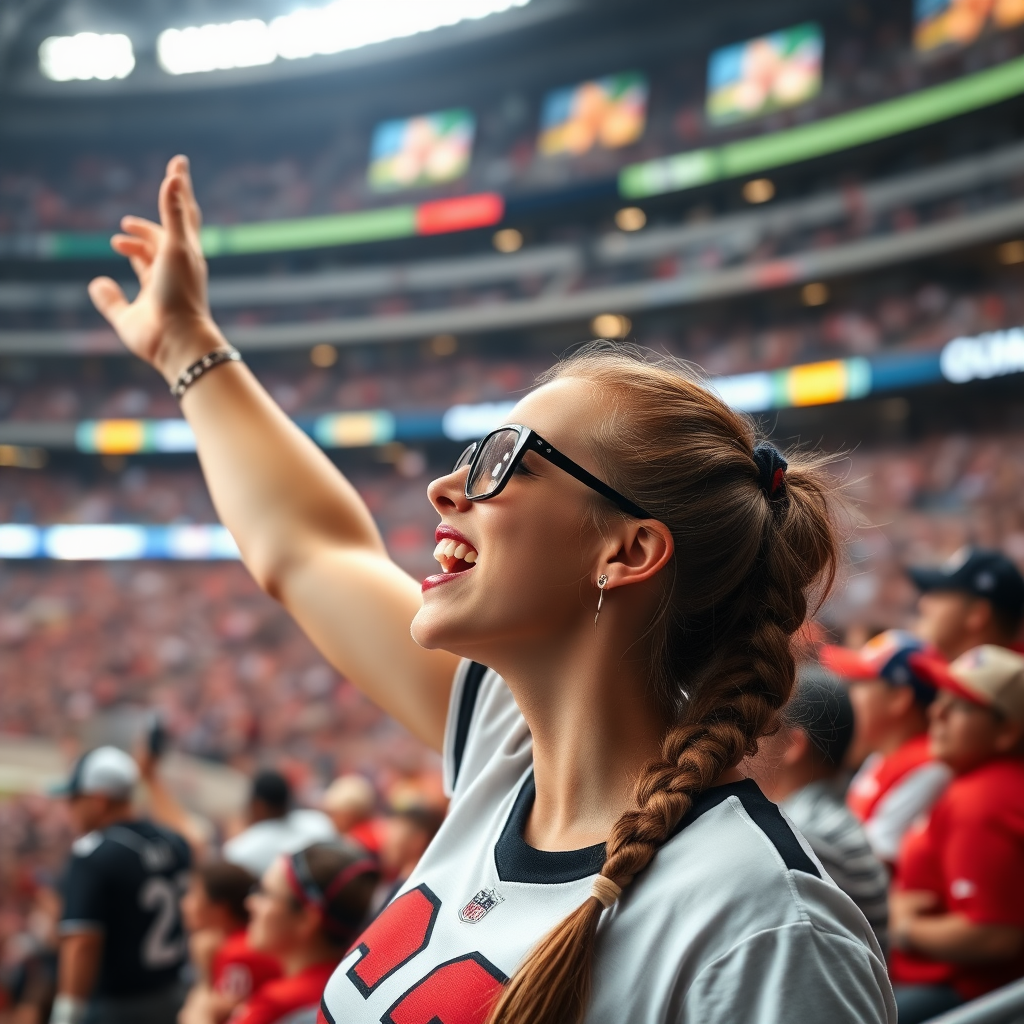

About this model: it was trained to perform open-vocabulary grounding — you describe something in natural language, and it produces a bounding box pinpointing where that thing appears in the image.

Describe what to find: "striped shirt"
[783,778,890,952]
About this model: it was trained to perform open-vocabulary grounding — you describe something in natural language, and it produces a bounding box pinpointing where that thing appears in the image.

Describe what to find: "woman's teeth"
[432,538,478,571]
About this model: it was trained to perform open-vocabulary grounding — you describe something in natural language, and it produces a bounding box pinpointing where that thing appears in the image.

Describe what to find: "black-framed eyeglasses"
[453,424,652,519]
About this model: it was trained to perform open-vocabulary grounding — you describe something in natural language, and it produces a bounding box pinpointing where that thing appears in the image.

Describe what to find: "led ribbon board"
[63,332,1022,458]
[0,524,239,560]
[40,193,505,260]
[620,55,1024,199]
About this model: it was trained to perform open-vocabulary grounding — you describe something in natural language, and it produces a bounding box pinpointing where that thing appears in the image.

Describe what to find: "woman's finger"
[120,216,162,243]
[88,277,129,325]
[111,234,154,262]
[158,172,188,243]
[170,154,203,232]
[128,254,150,284]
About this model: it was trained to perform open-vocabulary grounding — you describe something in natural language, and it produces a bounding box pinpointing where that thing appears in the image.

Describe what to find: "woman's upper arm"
[278,543,461,752]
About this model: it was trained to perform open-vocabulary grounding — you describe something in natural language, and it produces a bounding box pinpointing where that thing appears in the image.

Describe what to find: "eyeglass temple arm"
[532,436,652,519]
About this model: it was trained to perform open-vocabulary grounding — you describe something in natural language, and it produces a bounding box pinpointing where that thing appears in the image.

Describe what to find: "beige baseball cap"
[909,645,1024,723]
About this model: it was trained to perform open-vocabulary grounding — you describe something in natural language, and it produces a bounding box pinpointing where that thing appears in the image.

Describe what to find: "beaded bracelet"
[169,348,241,399]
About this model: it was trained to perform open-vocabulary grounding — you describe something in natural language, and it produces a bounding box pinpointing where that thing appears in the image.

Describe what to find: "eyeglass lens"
[465,428,520,498]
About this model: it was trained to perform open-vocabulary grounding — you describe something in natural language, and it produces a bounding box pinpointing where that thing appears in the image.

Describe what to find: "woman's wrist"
[154,318,232,386]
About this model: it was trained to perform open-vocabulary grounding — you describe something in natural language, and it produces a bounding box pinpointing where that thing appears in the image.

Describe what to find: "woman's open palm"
[88,154,214,375]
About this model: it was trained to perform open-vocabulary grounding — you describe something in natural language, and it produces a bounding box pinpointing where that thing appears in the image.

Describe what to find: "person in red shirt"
[821,630,951,864]
[226,841,377,1024]
[179,861,282,1023]
[888,645,1024,1024]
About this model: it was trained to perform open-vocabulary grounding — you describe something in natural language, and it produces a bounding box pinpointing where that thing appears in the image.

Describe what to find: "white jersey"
[223,809,338,878]
[320,662,895,1024]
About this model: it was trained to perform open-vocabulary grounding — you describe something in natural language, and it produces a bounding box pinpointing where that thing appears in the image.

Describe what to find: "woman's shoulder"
[613,780,879,955]
[590,781,893,1023]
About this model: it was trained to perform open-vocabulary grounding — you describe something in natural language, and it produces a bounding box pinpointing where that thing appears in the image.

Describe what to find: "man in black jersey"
[51,746,191,1024]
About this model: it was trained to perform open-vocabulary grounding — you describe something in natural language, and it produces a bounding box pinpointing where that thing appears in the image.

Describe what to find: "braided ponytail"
[487,344,841,1024]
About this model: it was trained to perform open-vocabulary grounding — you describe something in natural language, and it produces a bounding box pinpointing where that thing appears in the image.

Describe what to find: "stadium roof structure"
[0,0,773,97]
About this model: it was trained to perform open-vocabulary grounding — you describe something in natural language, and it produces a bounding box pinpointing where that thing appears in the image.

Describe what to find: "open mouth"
[432,537,478,575]
[422,527,478,591]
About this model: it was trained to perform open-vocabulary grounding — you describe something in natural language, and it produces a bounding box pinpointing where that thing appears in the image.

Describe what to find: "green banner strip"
[200,205,417,256]
[620,55,1024,199]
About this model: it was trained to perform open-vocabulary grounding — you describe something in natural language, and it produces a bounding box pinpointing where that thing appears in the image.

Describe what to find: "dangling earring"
[595,574,608,625]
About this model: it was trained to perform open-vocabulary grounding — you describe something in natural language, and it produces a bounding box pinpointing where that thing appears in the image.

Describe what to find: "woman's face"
[245,857,308,955]
[411,377,612,658]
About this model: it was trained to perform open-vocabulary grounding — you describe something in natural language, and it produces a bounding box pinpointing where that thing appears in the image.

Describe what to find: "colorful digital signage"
[368,108,475,191]
[914,0,1024,52]
[537,72,648,156]
[706,22,823,126]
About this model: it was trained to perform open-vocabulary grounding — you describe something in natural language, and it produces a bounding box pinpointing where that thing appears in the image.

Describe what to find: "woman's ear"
[601,519,674,589]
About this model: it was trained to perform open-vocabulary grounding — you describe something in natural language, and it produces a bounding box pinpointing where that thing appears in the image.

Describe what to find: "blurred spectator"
[749,666,889,950]
[1,877,60,1024]
[222,771,337,878]
[179,862,280,1024]
[822,630,952,865]
[374,806,446,910]
[321,775,375,836]
[53,746,191,1024]
[180,842,377,1024]
[889,646,1024,1024]
[909,548,1024,660]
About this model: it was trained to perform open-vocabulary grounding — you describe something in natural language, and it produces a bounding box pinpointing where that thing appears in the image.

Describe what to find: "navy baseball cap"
[907,547,1024,619]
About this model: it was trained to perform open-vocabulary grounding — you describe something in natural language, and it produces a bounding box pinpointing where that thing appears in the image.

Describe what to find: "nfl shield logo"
[459,888,504,923]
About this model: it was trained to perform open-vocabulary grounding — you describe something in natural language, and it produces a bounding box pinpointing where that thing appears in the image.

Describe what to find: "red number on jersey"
[381,953,508,1024]
[346,885,442,997]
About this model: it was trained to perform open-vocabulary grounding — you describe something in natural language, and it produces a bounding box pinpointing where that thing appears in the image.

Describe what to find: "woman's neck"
[489,625,671,852]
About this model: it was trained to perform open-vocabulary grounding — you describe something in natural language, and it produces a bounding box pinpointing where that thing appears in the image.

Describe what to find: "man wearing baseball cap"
[888,645,1024,1024]
[908,547,1024,660]
[51,746,191,1024]
[821,630,952,864]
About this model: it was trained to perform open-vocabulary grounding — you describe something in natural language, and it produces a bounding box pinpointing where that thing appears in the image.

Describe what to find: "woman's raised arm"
[88,155,459,751]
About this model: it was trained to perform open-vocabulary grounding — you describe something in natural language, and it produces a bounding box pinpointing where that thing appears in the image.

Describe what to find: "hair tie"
[591,875,622,909]
[752,442,789,504]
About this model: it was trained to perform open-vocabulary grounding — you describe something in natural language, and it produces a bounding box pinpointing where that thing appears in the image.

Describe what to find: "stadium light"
[158,0,530,74]
[157,20,276,75]
[39,32,135,81]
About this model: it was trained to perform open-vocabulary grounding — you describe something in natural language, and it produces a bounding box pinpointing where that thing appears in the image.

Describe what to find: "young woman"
[180,842,379,1024]
[89,155,895,1024]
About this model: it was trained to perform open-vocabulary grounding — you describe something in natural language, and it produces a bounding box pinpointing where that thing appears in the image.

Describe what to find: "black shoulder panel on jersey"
[451,661,489,789]
[672,779,821,877]
[495,773,606,884]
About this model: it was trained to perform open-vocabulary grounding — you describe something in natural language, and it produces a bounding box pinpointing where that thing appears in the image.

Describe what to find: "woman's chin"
[410,605,451,650]
[410,603,483,655]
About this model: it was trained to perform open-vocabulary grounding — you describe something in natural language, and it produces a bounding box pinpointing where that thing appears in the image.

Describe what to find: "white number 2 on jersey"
[139,874,186,969]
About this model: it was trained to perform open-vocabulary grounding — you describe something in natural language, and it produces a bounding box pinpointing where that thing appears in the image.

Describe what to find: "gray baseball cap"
[54,746,139,800]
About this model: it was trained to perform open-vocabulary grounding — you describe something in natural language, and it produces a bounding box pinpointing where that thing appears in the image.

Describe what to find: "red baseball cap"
[820,630,938,707]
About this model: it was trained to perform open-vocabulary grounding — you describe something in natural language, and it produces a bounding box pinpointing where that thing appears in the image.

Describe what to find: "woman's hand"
[88,154,227,383]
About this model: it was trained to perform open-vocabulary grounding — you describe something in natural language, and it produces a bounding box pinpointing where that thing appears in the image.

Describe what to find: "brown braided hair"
[486,344,842,1024]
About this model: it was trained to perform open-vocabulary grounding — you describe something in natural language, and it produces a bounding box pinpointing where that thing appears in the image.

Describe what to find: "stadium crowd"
[1,3,1021,239]
[3,270,1022,426]
[0,415,1023,1020]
